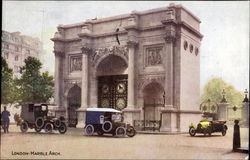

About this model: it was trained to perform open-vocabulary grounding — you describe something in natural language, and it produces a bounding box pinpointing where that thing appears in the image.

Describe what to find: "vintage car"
[14,103,67,134]
[84,108,136,137]
[189,120,228,136]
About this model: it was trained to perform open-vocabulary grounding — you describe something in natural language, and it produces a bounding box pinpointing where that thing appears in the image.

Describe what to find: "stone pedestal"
[242,102,249,125]
[76,108,87,128]
[122,109,141,125]
[217,103,229,121]
[160,107,178,132]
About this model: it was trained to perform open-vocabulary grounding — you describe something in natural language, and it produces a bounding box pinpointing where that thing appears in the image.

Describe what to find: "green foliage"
[1,57,17,104]
[201,78,244,107]
[17,57,54,103]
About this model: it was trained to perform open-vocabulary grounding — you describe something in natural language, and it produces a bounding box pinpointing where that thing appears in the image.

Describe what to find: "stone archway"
[67,84,81,127]
[143,82,165,130]
[96,54,128,110]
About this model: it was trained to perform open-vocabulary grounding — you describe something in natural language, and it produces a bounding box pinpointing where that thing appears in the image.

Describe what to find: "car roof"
[86,108,121,113]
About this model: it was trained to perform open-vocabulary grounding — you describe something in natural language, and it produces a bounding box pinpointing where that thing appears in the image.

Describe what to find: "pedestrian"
[233,119,241,151]
[1,106,10,133]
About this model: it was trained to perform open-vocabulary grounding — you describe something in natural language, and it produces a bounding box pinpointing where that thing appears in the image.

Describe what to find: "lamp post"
[221,89,227,103]
[243,89,249,103]
[163,91,166,107]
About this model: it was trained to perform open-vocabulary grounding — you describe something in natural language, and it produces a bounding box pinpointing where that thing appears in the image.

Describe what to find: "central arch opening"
[96,55,128,110]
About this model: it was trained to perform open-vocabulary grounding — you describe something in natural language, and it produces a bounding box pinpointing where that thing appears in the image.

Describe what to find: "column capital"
[54,51,65,57]
[127,40,138,48]
[81,46,92,55]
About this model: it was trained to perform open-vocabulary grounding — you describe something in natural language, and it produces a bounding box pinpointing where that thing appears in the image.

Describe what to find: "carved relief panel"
[69,54,82,72]
[144,45,164,68]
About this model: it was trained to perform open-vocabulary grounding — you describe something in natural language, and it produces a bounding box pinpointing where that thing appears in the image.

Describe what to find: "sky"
[2,1,249,93]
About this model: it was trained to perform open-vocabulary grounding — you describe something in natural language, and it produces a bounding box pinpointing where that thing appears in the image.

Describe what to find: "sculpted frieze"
[144,46,163,67]
[69,55,82,72]
[89,45,128,66]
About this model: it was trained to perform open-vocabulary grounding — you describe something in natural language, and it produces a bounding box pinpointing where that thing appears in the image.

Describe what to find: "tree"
[1,57,19,105]
[201,78,244,107]
[17,57,54,103]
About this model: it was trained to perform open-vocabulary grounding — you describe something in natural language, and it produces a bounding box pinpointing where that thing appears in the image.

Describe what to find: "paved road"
[1,125,248,159]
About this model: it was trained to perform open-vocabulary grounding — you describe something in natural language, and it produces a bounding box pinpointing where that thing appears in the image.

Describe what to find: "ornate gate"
[98,75,128,110]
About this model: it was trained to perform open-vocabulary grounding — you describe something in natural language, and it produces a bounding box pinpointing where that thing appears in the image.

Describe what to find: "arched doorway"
[143,82,165,131]
[96,55,128,110]
[67,85,81,127]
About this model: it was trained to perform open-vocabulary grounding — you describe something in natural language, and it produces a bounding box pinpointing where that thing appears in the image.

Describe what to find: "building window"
[4,52,9,59]
[189,44,194,53]
[184,41,188,50]
[5,44,9,49]
[15,55,19,61]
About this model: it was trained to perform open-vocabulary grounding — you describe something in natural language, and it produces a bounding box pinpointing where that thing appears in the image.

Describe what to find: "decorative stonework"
[69,55,82,72]
[90,45,128,67]
[184,41,188,50]
[195,47,199,56]
[189,44,194,53]
[137,74,165,95]
[144,46,163,67]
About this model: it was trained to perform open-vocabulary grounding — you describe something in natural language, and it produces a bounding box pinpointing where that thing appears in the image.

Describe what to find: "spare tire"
[102,121,112,132]
[35,117,44,128]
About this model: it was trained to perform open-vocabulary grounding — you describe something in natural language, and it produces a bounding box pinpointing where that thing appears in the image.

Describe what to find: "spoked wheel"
[35,117,44,129]
[115,127,126,137]
[102,121,112,132]
[126,126,136,137]
[189,127,196,136]
[20,122,28,133]
[97,130,104,136]
[85,124,94,136]
[34,127,42,133]
[44,122,53,133]
[58,122,67,134]
[54,119,61,128]
[222,125,227,136]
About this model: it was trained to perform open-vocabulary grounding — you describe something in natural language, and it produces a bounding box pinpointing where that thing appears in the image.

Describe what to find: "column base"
[76,108,87,128]
[160,109,178,132]
[122,108,141,125]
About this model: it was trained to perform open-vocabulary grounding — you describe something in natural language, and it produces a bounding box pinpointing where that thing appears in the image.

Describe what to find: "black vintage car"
[15,103,67,134]
[189,120,228,136]
[84,108,136,137]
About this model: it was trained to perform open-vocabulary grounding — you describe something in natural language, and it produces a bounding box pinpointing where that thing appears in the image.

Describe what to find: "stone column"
[54,51,63,106]
[127,41,136,109]
[165,38,174,107]
[81,52,88,108]
[76,47,90,128]
[242,102,249,125]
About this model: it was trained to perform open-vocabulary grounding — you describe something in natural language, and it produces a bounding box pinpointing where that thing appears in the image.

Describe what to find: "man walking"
[1,106,10,133]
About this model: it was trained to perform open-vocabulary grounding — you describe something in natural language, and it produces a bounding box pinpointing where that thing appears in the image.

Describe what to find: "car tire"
[222,125,227,136]
[20,122,28,133]
[58,122,67,134]
[115,127,126,137]
[126,126,136,137]
[35,117,44,129]
[34,127,42,133]
[102,121,112,132]
[54,119,61,128]
[189,127,196,136]
[85,124,94,136]
[44,122,53,133]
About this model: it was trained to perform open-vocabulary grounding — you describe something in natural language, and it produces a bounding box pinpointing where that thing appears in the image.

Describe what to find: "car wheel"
[20,122,28,133]
[126,126,136,137]
[102,121,112,132]
[222,125,227,136]
[44,122,53,133]
[35,117,44,128]
[58,122,67,134]
[189,127,196,136]
[115,127,126,137]
[85,124,94,136]
[34,127,42,133]
[54,119,61,128]
[97,130,104,136]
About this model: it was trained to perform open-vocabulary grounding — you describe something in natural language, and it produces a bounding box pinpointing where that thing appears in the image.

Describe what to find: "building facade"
[51,4,203,132]
[1,30,43,78]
